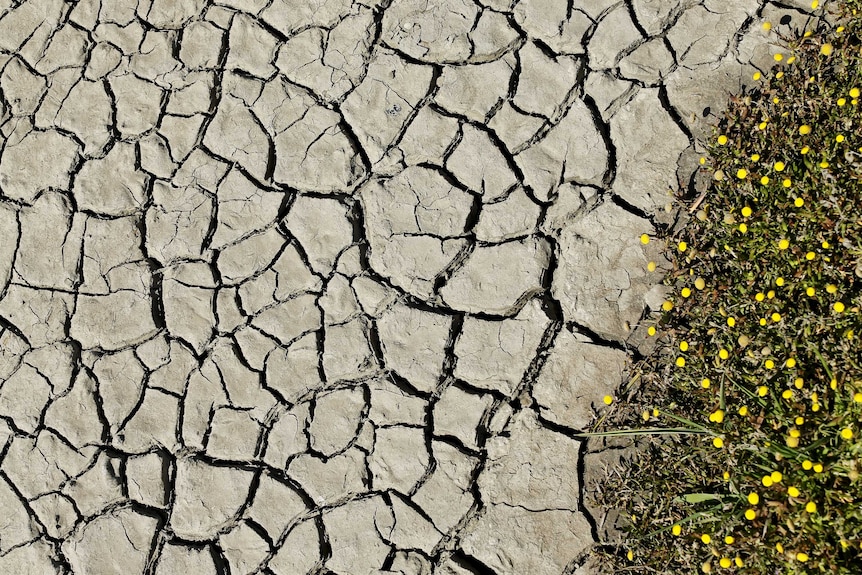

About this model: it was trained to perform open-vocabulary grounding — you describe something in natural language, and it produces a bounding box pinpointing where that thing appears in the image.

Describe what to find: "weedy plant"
[589,1,862,573]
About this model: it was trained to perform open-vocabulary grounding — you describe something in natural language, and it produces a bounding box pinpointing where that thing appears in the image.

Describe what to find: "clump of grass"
[591,2,862,573]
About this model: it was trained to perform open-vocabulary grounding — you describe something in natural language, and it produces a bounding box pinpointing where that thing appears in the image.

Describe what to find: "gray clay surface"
[0,0,824,573]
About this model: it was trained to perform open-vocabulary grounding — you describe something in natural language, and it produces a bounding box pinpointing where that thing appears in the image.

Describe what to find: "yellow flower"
[811,0,819,7]
[797,552,809,562]
[725,536,735,544]
[783,178,792,188]
[851,88,860,98]
[700,156,707,164]
[744,508,756,520]
[750,154,760,161]
[788,486,800,497]
[771,312,781,322]
[640,233,650,244]
[762,22,772,31]
[767,290,775,299]
[679,341,689,351]
[795,416,804,424]
[755,292,765,302]
[813,463,823,473]
[834,302,846,312]
[741,206,752,218]
[837,134,845,143]
[771,471,783,483]
[718,135,728,145]
[762,475,774,487]
[759,318,767,326]
[738,405,748,416]
[786,436,799,448]
[774,53,784,61]
[757,386,768,397]
[778,239,789,250]
[801,145,810,154]
[672,524,682,536]
[802,460,813,470]
[647,326,656,336]
[794,197,804,207]
[719,349,729,360]
[795,377,804,389]
[838,97,846,106]
[765,359,775,369]
[775,277,785,286]
[786,358,796,368]
[774,161,785,171]
[841,427,853,440]
[695,277,706,290]
[627,549,634,561]
[701,378,711,389]
[748,492,760,505]
[826,284,838,293]
[736,168,747,179]
[727,317,736,327]
[782,390,793,399]
[854,392,862,403]
[603,395,613,405]
[805,251,816,260]
[719,558,731,569]
[789,428,801,438]
[662,300,673,311]
[681,287,692,298]
[758,121,768,130]
[806,502,817,513]
[647,260,657,272]
[821,43,833,56]
[776,542,784,553]
[806,286,815,296]
[678,241,688,252]
[713,437,724,448]
[738,223,748,233]
[710,410,725,423]
[676,357,686,367]
[799,125,812,135]
[701,534,712,544]
[776,71,784,79]
[822,240,830,249]
[760,175,770,185]
[820,161,829,168]
[735,557,744,567]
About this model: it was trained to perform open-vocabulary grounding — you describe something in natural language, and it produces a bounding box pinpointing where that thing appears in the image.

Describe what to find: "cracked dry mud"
[0,0,823,574]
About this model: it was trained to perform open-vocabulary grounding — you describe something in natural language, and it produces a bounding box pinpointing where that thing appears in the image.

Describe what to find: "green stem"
[573,427,708,438]
[660,410,711,433]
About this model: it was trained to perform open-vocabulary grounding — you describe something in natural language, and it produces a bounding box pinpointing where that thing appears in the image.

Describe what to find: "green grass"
[589,2,862,573]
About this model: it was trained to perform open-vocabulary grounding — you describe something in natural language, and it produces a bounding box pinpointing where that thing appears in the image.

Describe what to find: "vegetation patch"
[591,2,862,573]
